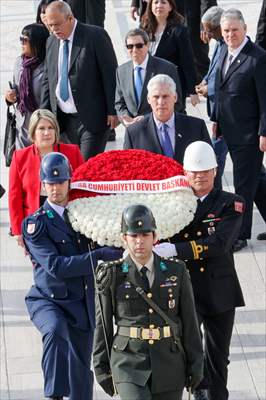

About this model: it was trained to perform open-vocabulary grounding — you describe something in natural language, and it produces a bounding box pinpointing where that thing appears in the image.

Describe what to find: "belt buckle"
[141,328,161,340]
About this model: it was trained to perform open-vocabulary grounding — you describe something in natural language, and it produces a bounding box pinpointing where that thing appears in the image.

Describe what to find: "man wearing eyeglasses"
[115,28,183,128]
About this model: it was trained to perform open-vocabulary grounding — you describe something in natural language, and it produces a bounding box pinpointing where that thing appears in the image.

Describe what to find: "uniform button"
[184,233,189,238]
[200,267,205,272]
[149,324,155,329]
[169,294,173,298]
[147,293,152,298]
[51,294,54,298]
[85,285,88,290]
[113,344,117,349]
[125,294,130,299]
[149,308,153,314]
[77,239,81,244]
[197,231,202,236]
[62,239,66,244]
[200,258,203,260]
[168,288,173,293]
[148,340,154,345]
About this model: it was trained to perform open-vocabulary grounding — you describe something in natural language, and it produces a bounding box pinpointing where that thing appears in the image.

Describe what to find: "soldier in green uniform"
[155,141,245,400]
[93,204,203,400]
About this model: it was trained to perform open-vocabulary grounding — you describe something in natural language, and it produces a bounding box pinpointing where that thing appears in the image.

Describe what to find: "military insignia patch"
[159,261,168,271]
[208,227,216,235]
[168,299,176,309]
[121,263,129,273]
[27,223,36,234]
[234,201,244,213]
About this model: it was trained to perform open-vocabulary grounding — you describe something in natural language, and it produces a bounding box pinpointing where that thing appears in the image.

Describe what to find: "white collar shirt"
[223,36,248,76]
[153,113,176,150]
[133,53,149,87]
[132,253,155,287]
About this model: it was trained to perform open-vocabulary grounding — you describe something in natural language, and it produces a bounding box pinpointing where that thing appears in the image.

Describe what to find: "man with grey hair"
[211,8,266,251]
[124,74,211,164]
[115,28,183,128]
[40,1,118,160]
[195,6,227,189]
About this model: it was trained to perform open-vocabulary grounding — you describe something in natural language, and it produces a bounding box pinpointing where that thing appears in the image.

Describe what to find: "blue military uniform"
[23,200,121,399]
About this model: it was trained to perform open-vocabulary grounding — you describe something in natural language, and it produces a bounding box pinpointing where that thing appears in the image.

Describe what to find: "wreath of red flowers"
[70,149,184,200]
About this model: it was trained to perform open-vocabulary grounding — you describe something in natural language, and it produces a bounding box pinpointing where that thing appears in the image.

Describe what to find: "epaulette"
[95,258,123,293]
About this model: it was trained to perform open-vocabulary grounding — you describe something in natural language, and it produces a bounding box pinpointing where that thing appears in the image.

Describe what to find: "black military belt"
[118,326,171,340]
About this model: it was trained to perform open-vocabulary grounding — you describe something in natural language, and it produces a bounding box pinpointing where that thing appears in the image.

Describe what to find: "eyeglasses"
[126,43,146,50]
[20,36,29,44]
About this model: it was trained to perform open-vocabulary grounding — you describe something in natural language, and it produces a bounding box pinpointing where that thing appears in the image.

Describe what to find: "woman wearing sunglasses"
[141,0,199,109]
[5,23,49,149]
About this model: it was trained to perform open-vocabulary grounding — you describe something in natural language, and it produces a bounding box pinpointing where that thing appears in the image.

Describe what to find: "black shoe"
[233,239,248,252]
[107,129,116,141]
[257,232,266,240]
[194,389,209,400]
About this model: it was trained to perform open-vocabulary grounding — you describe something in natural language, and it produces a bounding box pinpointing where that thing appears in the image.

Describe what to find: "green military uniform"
[170,188,245,399]
[93,252,203,400]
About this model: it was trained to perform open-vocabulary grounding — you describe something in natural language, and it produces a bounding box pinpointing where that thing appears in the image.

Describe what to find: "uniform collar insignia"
[160,261,168,271]
[46,210,54,219]
[121,262,129,273]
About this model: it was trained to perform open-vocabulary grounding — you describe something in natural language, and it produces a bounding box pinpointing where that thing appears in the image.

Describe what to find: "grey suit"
[115,55,183,117]
[124,112,211,164]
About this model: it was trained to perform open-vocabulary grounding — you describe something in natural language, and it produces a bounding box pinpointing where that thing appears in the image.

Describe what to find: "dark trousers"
[228,144,266,239]
[212,135,228,190]
[116,382,183,400]
[30,301,93,399]
[57,110,108,161]
[197,309,235,400]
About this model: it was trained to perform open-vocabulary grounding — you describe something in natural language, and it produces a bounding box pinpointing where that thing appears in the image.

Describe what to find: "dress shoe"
[257,232,266,240]
[193,389,209,400]
[233,239,247,252]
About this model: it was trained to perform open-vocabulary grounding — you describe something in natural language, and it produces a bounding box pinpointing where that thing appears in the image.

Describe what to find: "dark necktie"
[134,66,143,106]
[160,124,174,158]
[63,208,72,228]
[140,266,150,291]
[224,54,233,77]
[60,39,69,101]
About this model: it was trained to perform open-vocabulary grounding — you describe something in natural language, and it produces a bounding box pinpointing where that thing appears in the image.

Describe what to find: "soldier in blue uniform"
[93,204,203,400]
[22,152,121,400]
[155,141,245,400]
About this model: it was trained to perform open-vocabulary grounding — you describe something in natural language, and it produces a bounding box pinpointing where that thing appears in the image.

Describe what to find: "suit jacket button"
[51,293,54,298]
[200,267,205,272]
[149,308,153,314]
[197,231,202,236]
[184,233,189,238]
[85,284,88,290]
[125,294,130,299]
[148,340,154,345]
[147,293,152,298]
[62,239,66,244]
[77,239,81,243]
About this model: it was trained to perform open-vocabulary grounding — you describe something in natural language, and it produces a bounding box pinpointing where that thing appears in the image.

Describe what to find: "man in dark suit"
[212,8,266,250]
[40,1,118,160]
[22,152,121,400]
[116,28,183,128]
[256,0,266,50]
[124,74,211,164]
[93,204,203,399]
[155,141,245,400]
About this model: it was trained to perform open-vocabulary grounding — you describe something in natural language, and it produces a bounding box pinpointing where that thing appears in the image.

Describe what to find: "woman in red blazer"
[9,109,84,245]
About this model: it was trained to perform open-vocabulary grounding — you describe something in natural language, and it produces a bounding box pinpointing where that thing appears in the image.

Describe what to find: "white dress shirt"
[222,36,249,77]
[56,19,78,114]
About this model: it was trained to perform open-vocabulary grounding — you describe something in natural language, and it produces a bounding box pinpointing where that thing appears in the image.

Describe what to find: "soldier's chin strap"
[87,243,118,396]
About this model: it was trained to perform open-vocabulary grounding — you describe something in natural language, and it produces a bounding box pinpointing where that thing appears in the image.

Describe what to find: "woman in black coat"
[141,0,199,108]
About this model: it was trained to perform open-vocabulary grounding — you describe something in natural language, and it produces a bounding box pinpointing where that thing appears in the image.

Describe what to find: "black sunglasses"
[126,43,145,50]
[20,36,29,44]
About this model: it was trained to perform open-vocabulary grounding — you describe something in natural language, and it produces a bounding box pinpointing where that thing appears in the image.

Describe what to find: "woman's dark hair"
[141,0,184,39]
[22,23,49,61]
[36,0,55,24]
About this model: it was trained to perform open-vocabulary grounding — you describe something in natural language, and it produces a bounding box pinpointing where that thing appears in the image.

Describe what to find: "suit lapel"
[173,113,186,161]
[69,23,82,72]
[138,56,153,110]
[147,114,164,154]
[193,189,219,224]
[50,37,59,83]
[128,62,137,109]
[43,201,76,237]
[222,51,248,83]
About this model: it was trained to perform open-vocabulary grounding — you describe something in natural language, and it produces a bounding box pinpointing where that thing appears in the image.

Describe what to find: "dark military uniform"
[170,188,245,400]
[93,253,203,400]
[23,200,120,400]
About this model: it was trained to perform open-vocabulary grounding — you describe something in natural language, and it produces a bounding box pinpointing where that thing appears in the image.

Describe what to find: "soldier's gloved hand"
[186,372,203,392]
[93,247,123,264]
[99,375,115,396]
[153,242,177,257]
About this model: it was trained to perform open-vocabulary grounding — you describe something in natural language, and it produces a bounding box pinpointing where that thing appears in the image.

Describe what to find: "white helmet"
[183,141,218,171]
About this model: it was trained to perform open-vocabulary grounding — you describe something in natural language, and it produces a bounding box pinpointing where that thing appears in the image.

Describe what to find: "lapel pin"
[237,59,240,63]
[177,134,182,138]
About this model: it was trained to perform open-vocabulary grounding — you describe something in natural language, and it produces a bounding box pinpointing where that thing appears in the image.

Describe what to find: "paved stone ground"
[0,1,265,399]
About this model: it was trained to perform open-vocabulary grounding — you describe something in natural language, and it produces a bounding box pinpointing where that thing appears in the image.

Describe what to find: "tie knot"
[141,266,148,275]
[135,66,142,72]
[64,39,69,44]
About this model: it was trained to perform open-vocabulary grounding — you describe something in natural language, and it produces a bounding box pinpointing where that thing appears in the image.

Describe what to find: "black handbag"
[3,105,17,167]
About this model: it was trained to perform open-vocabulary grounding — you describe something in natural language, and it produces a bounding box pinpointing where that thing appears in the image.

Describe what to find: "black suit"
[213,38,266,240]
[151,24,197,103]
[40,22,117,160]
[115,55,183,118]
[66,0,105,27]
[170,189,245,399]
[124,112,211,164]
[256,0,266,50]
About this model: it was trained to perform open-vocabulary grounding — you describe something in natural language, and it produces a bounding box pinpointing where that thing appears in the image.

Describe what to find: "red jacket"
[9,143,84,235]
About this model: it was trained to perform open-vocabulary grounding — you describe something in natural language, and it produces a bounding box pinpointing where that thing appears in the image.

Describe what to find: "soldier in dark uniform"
[93,204,203,400]
[22,152,121,400]
[155,141,245,400]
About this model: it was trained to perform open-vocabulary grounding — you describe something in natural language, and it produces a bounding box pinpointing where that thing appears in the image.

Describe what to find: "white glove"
[153,243,177,257]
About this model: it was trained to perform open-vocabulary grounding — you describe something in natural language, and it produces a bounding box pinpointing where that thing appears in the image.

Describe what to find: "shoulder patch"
[234,201,244,213]
[22,214,45,241]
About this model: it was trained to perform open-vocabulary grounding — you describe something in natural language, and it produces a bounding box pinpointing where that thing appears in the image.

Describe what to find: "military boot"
[194,389,208,400]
